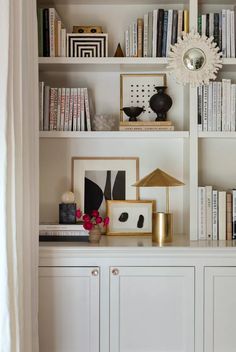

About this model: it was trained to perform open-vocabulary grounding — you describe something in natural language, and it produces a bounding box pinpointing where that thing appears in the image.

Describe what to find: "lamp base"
[152,212,173,244]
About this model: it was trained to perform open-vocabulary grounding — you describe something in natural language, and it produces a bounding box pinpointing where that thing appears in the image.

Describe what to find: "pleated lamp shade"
[133,168,184,187]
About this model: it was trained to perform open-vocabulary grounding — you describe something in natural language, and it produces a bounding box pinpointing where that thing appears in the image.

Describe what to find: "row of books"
[39,83,92,131]
[197,80,236,132]
[37,8,66,57]
[198,186,236,241]
[124,9,189,58]
[198,9,236,58]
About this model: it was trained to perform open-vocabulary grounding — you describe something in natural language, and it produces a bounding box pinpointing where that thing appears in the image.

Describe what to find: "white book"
[57,20,62,57]
[232,189,236,239]
[60,88,66,131]
[152,10,158,57]
[230,11,235,58]
[77,88,81,131]
[177,10,183,39]
[219,191,226,240]
[226,9,231,58]
[84,88,91,131]
[39,223,85,232]
[143,14,149,57]
[222,79,228,131]
[216,82,222,131]
[72,88,78,131]
[222,10,227,58]
[56,88,61,131]
[80,88,85,131]
[212,190,218,240]
[125,29,130,57]
[43,85,50,131]
[64,88,70,131]
[201,14,206,36]
[148,12,153,57]
[209,13,214,37]
[49,8,56,57]
[129,24,133,57]
[207,82,213,131]
[133,22,138,57]
[230,84,236,131]
[205,186,213,239]
[39,81,44,131]
[212,82,217,131]
[226,79,231,131]
[68,88,74,131]
[61,28,66,57]
[197,86,203,131]
[166,9,173,56]
[203,85,208,131]
[198,187,207,240]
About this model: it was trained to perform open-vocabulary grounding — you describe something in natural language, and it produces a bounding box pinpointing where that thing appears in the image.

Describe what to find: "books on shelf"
[119,120,174,131]
[197,80,236,132]
[198,9,236,57]
[39,82,93,131]
[39,223,89,240]
[37,7,66,57]
[125,9,189,58]
[198,186,236,240]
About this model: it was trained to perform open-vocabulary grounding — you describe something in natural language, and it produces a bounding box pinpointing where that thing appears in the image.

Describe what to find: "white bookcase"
[38,0,236,241]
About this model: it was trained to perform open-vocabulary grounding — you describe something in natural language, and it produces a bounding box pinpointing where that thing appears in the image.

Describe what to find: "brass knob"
[112,268,119,276]
[91,269,99,276]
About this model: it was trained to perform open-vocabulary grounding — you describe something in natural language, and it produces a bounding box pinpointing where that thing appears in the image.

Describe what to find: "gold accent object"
[153,212,173,244]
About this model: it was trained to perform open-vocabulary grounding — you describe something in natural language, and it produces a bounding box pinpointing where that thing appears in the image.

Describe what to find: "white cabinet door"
[205,267,236,352]
[110,266,194,352]
[39,267,99,352]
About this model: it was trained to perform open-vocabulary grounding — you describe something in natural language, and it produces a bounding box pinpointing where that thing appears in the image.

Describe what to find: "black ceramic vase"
[149,86,172,121]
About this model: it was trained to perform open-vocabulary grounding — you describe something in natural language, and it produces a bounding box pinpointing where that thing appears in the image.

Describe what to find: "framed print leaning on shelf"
[72,157,139,216]
[120,73,166,122]
[106,200,154,235]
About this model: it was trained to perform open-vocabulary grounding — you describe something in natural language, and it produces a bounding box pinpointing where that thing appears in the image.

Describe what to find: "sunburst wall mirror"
[168,32,222,86]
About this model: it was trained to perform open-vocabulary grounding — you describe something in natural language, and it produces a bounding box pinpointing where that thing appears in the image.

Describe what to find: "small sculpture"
[61,191,75,204]
[59,191,77,224]
[114,43,124,57]
[121,106,145,121]
[149,87,172,121]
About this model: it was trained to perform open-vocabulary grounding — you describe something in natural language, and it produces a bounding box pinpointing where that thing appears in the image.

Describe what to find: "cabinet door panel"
[110,267,194,352]
[39,267,99,352]
[205,267,236,352]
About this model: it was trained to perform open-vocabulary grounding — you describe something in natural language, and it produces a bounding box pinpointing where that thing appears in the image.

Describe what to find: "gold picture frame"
[120,73,167,121]
[106,200,155,236]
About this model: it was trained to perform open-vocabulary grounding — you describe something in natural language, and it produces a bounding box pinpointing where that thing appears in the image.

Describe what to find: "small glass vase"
[89,225,102,243]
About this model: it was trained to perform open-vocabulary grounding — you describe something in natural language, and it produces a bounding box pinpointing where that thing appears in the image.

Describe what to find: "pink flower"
[103,217,110,226]
[83,214,90,222]
[96,216,102,224]
[91,210,99,218]
[76,209,82,219]
[83,221,93,230]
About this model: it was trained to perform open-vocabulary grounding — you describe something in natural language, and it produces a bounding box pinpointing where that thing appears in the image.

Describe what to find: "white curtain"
[0,0,39,351]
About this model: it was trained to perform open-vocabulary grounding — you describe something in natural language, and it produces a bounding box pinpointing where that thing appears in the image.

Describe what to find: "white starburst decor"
[168,32,222,86]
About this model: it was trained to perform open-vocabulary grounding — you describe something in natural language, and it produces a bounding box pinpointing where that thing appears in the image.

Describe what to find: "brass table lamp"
[133,168,184,244]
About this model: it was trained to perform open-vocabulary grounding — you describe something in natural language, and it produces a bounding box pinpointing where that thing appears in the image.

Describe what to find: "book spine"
[212,190,218,240]
[60,88,66,131]
[222,10,227,57]
[184,10,189,33]
[43,86,50,130]
[49,8,55,57]
[226,192,232,240]
[231,11,235,57]
[233,190,236,239]
[198,16,202,35]
[39,81,44,131]
[219,12,222,51]
[177,10,183,38]
[119,126,175,131]
[133,22,138,57]
[216,82,222,131]
[222,79,227,131]
[171,10,178,45]
[219,191,226,240]
[226,9,231,58]
[214,13,220,48]
[166,9,173,56]
[61,28,66,57]
[201,14,206,36]
[57,20,62,57]
[84,88,91,131]
[129,24,133,57]
[197,86,203,131]
[143,14,149,57]
[207,82,213,131]
[49,88,57,130]
[80,88,85,131]
[162,11,168,57]
[72,88,78,131]
[56,88,61,131]
[68,88,74,131]
[125,29,130,57]
[152,9,158,57]
[55,19,59,57]
[43,9,50,57]
[77,88,81,131]
[203,85,208,131]
[209,13,214,37]
[64,88,70,131]
[231,84,236,131]
[198,186,206,240]
[148,12,153,57]
[212,82,217,131]
[137,18,143,57]
[206,185,213,239]
[226,79,231,131]
[206,14,209,37]
[53,88,58,130]
[37,8,44,57]
[157,9,164,57]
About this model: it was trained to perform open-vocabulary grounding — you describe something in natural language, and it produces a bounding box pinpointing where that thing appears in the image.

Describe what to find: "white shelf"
[39,131,189,139]
[198,132,236,138]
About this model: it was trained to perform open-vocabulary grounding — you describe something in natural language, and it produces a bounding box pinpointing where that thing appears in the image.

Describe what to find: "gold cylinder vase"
[152,212,173,244]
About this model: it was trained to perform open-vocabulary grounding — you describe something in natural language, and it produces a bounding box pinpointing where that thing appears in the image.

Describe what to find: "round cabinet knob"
[112,268,119,276]
[91,269,99,276]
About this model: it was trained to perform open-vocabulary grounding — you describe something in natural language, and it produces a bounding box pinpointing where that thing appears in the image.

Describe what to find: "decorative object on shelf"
[106,200,154,235]
[59,203,77,224]
[114,43,124,57]
[91,114,119,131]
[76,208,109,243]
[120,74,166,121]
[61,191,75,204]
[39,223,88,242]
[72,157,139,216]
[119,120,174,131]
[121,106,145,121]
[67,33,108,57]
[73,26,103,34]
[149,87,172,121]
[133,168,184,244]
[168,32,222,86]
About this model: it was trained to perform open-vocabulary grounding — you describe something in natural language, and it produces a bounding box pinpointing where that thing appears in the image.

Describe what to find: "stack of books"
[198,9,236,58]
[39,82,93,131]
[37,7,67,57]
[119,121,174,131]
[197,79,236,132]
[124,9,189,58]
[198,186,236,241]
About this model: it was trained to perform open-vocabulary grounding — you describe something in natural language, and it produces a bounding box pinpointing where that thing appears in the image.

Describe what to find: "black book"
[43,8,50,57]
[214,13,220,48]
[171,10,178,45]
[206,13,209,37]
[162,11,168,57]
[157,9,164,57]
[219,13,222,51]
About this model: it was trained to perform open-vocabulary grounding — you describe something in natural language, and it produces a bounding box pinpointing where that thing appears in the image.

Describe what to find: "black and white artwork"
[67,33,108,57]
[107,200,153,235]
[84,170,126,216]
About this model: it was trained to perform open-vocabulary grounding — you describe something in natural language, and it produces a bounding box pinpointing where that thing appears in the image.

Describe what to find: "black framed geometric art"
[67,33,108,57]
